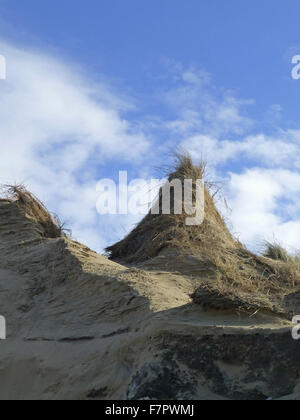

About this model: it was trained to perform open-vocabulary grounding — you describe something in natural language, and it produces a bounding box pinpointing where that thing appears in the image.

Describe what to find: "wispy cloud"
[182,131,300,169]
[158,60,254,138]
[0,40,149,250]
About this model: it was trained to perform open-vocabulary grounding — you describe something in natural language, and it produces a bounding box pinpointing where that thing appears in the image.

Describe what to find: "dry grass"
[263,241,290,262]
[192,246,300,316]
[2,158,298,318]
[1,184,68,239]
[106,152,238,262]
[107,153,300,318]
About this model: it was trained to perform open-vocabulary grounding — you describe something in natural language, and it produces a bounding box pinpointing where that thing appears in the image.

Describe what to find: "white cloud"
[182,133,300,253]
[224,169,300,253]
[159,63,254,137]
[182,131,300,170]
[0,40,149,251]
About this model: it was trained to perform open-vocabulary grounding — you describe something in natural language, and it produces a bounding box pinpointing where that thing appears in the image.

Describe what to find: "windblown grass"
[263,241,290,262]
[106,152,238,262]
[192,246,300,316]
[1,184,68,239]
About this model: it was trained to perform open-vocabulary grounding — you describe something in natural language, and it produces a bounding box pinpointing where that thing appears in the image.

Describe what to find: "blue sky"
[0,0,300,252]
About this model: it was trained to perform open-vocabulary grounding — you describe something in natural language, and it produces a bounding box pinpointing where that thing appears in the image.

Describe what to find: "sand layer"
[0,200,299,400]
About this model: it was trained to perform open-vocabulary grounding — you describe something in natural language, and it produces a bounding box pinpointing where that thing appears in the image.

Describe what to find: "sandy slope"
[0,200,299,400]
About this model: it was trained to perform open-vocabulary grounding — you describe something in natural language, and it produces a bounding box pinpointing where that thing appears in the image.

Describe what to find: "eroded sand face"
[0,200,299,400]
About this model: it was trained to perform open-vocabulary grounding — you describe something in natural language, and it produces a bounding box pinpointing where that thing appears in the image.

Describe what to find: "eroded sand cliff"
[0,195,299,400]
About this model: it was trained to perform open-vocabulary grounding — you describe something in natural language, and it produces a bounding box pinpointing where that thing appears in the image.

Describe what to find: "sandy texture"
[0,200,299,400]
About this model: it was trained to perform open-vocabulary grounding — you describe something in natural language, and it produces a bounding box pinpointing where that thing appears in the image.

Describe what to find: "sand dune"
[0,158,300,400]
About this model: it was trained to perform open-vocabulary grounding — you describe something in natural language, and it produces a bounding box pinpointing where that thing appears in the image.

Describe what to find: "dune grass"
[1,184,68,239]
[106,152,237,262]
[1,155,299,318]
[107,153,300,317]
[263,241,291,262]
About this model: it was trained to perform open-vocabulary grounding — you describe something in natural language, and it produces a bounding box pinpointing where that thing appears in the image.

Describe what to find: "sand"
[0,199,299,400]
